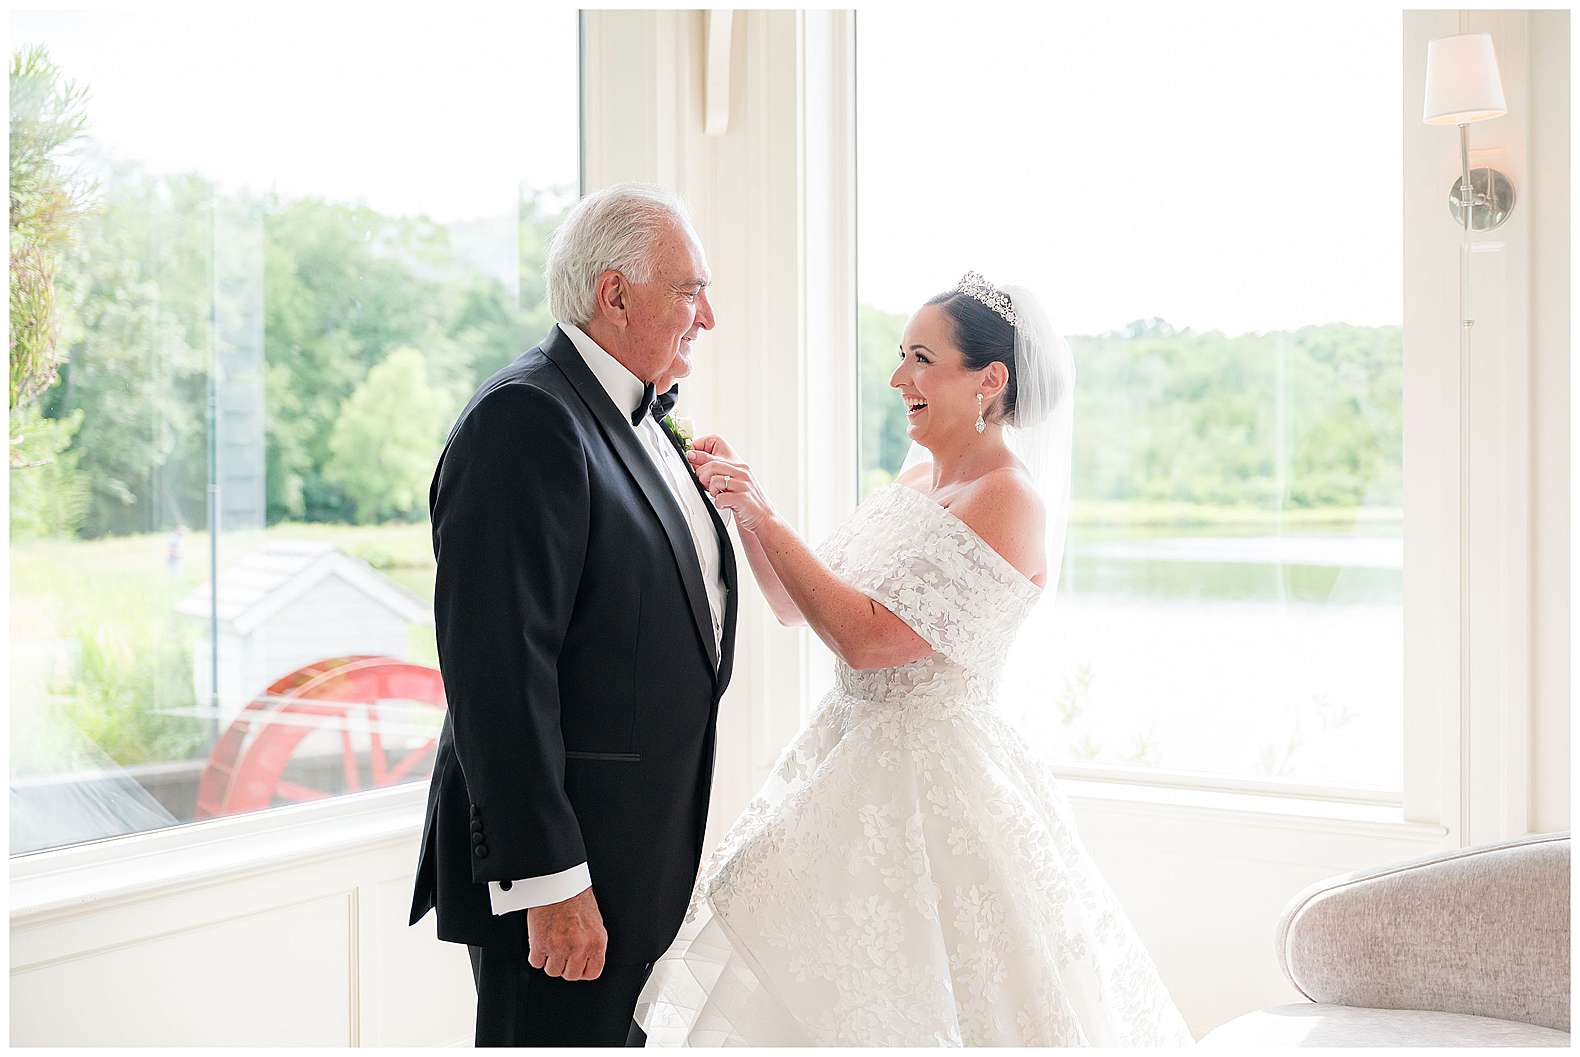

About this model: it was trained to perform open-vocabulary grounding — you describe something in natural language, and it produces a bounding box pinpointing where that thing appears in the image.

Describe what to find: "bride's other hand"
[686,449,774,533]
[691,433,738,462]
[687,441,805,625]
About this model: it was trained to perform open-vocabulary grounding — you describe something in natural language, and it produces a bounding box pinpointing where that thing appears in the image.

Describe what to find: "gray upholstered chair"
[1202,831,1570,1047]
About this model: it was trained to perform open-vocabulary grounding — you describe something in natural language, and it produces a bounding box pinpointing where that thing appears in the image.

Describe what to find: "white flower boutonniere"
[662,413,695,452]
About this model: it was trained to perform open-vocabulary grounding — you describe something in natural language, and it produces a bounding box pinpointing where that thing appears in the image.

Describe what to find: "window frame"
[840,6,1529,840]
[20,7,1551,906]
[853,6,1422,808]
[7,10,586,870]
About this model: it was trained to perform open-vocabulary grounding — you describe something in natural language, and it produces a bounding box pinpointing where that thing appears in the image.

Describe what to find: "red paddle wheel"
[195,655,446,819]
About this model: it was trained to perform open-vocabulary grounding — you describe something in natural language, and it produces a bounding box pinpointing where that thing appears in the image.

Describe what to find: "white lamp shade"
[1423,32,1508,125]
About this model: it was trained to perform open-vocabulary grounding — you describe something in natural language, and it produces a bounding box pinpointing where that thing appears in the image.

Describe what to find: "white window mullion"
[581,10,858,829]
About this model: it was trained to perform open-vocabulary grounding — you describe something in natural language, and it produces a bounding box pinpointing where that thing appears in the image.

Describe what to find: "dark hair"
[925,289,1018,424]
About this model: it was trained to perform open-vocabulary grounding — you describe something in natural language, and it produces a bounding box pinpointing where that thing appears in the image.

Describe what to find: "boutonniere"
[661,413,695,453]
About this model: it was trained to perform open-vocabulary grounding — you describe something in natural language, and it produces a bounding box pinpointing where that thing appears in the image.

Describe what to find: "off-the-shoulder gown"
[633,482,1194,1046]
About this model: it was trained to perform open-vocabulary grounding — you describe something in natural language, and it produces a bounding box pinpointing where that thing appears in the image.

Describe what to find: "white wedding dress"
[634,482,1195,1046]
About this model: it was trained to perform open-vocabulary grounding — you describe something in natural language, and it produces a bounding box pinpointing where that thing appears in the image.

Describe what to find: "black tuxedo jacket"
[408,325,739,965]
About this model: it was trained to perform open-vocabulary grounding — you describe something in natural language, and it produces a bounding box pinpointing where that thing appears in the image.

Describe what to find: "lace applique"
[817,484,1041,673]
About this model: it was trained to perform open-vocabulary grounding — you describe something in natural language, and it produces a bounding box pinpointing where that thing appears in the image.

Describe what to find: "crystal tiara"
[955,271,1018,327]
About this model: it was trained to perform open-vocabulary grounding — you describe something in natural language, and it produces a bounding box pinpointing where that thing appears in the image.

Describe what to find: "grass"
[1070,500,1402,531]
[11,521,439,772]
[13,521,435,630]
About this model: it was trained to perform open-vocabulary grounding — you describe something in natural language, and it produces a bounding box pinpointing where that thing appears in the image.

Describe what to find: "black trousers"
[467,942,655,1047]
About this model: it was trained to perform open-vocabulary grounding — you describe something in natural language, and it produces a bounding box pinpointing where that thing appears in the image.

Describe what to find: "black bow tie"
[632,382,680,426]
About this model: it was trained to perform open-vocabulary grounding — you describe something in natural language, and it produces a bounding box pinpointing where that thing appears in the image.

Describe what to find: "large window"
[9,9,579,855]
[857,9,1403,792]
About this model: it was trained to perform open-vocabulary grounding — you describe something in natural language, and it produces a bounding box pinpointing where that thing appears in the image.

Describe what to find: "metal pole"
[208,200,222,746]
[1456,120,1473,844]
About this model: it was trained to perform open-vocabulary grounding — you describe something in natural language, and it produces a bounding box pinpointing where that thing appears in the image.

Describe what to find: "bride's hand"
[686,448,775,532]
[690,433,738,462]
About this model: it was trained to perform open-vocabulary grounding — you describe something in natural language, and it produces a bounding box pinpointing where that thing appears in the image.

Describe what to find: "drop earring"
[975,393,986,434]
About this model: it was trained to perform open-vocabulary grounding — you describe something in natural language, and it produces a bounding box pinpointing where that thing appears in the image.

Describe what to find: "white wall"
[9,8,1568,1047]
[11,790,476,1047]
[1526,9,1570,835]
[1403,9,1570,842]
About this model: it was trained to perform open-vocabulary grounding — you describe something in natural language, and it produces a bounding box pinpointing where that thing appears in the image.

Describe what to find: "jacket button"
[470,819,483,833]
[474,845,489,858]
[499,879,513,891]
[470,804,480,818]
[472,831,485,845]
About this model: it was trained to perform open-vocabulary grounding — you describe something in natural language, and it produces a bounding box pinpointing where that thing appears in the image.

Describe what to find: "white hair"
[545,183,695,326]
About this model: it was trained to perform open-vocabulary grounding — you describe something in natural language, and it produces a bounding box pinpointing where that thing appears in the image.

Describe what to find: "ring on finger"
[721,474,732,492]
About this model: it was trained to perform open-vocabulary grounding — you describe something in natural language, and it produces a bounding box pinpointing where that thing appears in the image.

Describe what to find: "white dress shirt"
[489,322,729,916]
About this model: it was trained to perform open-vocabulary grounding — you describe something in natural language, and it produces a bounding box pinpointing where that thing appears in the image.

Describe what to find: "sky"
[855,7,1404,335]
[11,6,581,223]
[14,5,1401,338]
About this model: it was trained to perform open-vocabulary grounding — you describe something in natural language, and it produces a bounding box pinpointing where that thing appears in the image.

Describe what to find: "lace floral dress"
[633,483,1195,1046]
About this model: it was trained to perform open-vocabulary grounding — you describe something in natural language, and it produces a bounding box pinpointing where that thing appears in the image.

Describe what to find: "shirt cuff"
[487,861,592,915]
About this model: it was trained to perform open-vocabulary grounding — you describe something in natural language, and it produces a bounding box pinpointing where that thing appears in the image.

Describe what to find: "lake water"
[1004,528,1403,791]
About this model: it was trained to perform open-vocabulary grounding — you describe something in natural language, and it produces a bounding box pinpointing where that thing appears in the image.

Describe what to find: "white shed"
[175,540,432,724]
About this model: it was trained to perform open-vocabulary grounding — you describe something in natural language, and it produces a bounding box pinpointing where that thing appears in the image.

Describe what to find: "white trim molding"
[11,782,426,932]
[1404,9,1567,847]
[10,783,475,1046]
[1525,9,1571,839]
[704,10,734,136]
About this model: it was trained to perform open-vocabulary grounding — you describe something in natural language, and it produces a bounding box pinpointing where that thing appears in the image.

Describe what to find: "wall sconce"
[1423,32,1513,231]
[1421,29,1510,742]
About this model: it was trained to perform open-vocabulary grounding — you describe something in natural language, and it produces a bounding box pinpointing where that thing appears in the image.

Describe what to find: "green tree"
[9,405,88,538]
[263,197,453,521]
[1072,321,1402,512]
[325,346,456,523]
[858,305,1403,517]
[511,186,570,367]
[858,303,911,495]
[9,45,95,427]
[45,165,213,537]
[260,190,568,522]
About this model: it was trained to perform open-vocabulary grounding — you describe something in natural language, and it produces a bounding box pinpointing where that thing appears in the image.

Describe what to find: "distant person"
[165,524,186,579]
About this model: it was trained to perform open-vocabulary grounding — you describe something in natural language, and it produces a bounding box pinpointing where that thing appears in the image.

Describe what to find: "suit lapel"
[542,327,720,674]
[710,493,739,691]
[670,432,739,693]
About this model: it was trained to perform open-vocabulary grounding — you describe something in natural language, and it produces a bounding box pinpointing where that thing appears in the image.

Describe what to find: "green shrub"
[53,613,206,767]
[9,403,88,539]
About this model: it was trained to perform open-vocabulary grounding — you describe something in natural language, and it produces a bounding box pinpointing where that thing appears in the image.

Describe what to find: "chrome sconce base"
[1448,166,1516,231]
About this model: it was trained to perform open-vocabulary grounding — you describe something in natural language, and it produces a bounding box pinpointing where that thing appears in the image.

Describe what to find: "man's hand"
[526,884,607,981]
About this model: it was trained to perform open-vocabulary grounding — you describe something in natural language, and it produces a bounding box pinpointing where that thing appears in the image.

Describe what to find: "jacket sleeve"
[430,382,591,885]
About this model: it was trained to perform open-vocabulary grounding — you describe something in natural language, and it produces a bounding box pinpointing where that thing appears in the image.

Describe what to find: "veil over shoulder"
[900,281,1077,711]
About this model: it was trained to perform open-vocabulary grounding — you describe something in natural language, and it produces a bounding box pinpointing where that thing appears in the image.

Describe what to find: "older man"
[408,184,738,1046]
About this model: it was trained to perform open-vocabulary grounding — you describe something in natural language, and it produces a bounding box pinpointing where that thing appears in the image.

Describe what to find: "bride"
[634,272,1194,1046]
